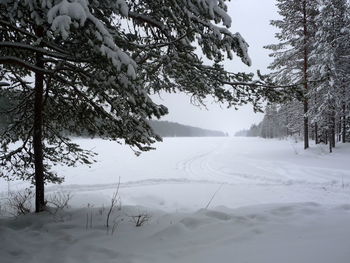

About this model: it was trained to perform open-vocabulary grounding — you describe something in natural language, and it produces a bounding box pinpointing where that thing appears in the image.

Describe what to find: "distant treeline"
[149,120,227,137]
[234,124,261,138]
[235,104,304,139]
[236,104,350,142]
[0,96,226,138]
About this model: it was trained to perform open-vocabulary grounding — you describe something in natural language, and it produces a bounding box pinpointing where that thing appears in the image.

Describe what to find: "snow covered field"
[1,137,350,263]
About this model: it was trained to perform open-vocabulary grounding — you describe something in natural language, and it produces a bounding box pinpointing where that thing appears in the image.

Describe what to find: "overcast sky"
[152,0,280,135]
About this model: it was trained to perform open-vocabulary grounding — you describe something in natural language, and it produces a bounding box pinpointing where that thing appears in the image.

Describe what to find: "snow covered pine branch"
[0,0,285,212]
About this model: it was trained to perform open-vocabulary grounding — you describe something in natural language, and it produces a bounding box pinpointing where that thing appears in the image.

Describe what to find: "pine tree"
[0,0,279,212]
[310,0,350,151]
[279,100,304,137]
[265,0,319,149]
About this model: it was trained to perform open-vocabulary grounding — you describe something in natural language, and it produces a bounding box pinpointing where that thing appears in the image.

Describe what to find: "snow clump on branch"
[47,0,135,77]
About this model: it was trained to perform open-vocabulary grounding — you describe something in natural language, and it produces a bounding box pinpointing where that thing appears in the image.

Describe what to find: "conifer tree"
[0,0,284,212]
[265,0,319,149]
[279,100,303,137]
[310,0,350,151]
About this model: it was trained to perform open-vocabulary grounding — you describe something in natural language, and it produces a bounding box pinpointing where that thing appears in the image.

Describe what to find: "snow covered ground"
[1,137,350,263]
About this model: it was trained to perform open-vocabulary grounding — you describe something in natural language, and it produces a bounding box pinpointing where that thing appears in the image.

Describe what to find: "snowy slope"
[1,203,350,263]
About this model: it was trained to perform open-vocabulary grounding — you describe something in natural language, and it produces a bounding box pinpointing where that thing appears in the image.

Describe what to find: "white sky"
[152,0,280,135]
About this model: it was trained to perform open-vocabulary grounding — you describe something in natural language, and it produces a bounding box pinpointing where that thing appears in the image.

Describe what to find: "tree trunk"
[303,102,309,149]
[338,118,341,142]
[302,0,309,150]
[315,122,319,144]
[331,113,336,148]
[33,26,45,213]
[343,104,346,143]
[329,130,332,153]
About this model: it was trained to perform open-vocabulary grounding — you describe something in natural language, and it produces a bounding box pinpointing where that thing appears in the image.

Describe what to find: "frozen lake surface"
[46,136,350,210]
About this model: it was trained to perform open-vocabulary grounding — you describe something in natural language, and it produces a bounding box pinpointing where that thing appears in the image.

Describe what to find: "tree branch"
[0,42,90,62]
[0,56,53,74]
[0,20,68,54]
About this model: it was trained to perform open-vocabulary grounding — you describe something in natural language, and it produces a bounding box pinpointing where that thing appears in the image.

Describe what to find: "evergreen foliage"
[309,0,350,149]
[256,0,350,148]
[0,0,285,211]
[265,0,319,149]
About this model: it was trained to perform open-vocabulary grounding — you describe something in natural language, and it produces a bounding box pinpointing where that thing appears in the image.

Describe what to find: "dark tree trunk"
[303,102,309,149]
[343,104,346,143]
[315,122,319,144]
[33,26,45,213]
[328,113,335,153]
[338,118,341,142]
[302,0,309,150]
[328,117,333,153]
[331,114,336,148]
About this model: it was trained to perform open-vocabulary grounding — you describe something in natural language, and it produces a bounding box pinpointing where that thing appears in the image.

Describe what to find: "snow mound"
[1,203,350,263]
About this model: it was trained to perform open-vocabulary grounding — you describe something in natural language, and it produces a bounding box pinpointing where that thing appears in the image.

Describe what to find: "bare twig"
[106,177,121,229]
[130,213,151,227]
[205,183,225,209]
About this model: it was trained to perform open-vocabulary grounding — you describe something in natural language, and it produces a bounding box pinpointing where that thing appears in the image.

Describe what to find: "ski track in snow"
[174,138,349,188]
[46,178,225,193]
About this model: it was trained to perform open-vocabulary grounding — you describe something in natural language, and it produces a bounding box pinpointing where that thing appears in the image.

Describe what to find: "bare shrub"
[130,213,151,227]
[47,191,72,211]
[44,191,73,221]
[7,189,33,216]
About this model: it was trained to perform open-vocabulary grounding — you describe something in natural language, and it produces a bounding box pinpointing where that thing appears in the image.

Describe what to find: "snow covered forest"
[1,0,350,263]
[238,0,350,152]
